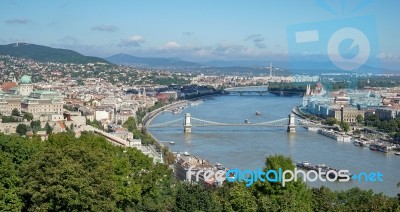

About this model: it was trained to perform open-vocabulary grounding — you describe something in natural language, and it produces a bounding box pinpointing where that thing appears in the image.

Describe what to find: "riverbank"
[292,106,307,119]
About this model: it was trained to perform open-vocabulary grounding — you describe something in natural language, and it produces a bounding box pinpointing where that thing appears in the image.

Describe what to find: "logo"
[287,15,380,72]
[187,166,383,187]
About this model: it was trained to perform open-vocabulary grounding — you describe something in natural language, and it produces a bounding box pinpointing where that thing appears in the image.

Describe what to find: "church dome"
[19,75,32,84]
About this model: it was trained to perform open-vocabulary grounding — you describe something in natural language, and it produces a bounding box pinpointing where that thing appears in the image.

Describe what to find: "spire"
[269,62,272,78]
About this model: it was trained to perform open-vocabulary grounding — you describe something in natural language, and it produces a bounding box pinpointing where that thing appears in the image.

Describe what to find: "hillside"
[0,43,110,64]
[106,53,203,68]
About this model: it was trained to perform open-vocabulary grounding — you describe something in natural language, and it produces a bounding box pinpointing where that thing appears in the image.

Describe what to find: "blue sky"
[0,0,399,64]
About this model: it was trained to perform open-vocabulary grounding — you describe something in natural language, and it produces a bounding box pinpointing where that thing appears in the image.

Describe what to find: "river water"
[149,94,400,197]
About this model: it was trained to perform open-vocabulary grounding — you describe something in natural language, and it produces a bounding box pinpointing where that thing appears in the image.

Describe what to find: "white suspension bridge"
[147,113,335,133]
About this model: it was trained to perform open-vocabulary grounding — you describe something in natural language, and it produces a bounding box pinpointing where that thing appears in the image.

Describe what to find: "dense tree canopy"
[0,133,398,211]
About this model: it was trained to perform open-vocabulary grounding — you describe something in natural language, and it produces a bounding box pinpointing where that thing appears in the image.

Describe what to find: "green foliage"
[86,119,104,131]
[356,114,364,125]
[0,133,398,211]
[0,152,24,211]
[1,116,19,123]
[340,121,350,132]
[0,43,110,64]
[365,114,400,136]
[23,112,33,121]
[174,183,220,212]
[254,155,313,211]
[323,117,339,126]
[16,124,28,136]
[122,116,137,132]
[11,108,20,116]
[63,104,78,111]
[0,132,176,211]
[45,122,53,134]
[30,120,41,133]
[357,77,400,88]
[268,82,306,92]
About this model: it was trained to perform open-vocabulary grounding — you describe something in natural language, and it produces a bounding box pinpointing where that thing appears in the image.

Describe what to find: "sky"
[0,0,399,65]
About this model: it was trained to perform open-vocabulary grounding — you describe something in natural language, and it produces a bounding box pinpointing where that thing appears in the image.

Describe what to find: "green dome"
[19,75,32,84]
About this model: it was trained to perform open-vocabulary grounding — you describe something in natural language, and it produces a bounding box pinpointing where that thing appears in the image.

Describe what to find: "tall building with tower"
[19,75,33,96]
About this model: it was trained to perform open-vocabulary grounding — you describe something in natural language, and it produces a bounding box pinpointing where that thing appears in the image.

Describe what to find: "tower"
[287,113,296,133]
[143,87,147,103]
[184,113,192,133]
[19,75,33,96]
[269,62,272,78]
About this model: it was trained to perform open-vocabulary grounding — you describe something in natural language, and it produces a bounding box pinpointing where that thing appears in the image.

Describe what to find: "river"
[149,94,400,197]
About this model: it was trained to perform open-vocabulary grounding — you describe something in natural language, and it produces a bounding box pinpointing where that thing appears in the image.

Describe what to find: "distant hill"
[106,53,203,68]
[0,43,110,64]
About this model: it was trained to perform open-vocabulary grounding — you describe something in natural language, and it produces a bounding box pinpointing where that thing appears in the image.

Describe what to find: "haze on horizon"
[0,0,399,68]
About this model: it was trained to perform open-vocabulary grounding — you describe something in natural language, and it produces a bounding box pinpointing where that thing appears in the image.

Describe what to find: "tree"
[254,155,313,211]
[30,120,41,133]
[356,114,364,125]
[398,182,400,202]
[11,108,20,116]
[174,183,218,211]
[23,112,33,121]
[340,122,350,132]
[324,117,338,126]
[69,123,74,132]
[45,122,53,134]
[117,120,122,125]
[123,117,137,132]
[228,183,257,212]
[0,152,24,211]
[16,124,28,136]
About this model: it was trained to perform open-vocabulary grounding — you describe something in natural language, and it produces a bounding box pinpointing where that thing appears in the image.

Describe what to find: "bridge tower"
[184,113,192,133]
[287,113,296,133]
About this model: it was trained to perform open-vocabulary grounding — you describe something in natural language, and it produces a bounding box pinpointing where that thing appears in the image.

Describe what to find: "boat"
[172,108,182,114]
[354,139,369,147]
[327,169,353,179]
[369,144,380,151]
[255,111,261,116]
[296,161,314,170]
[378,145,389,153]
[297,161,353,180]
[169,141,175,145]
[395,152,400,156]
[244,118,250,124]
[183,151,190,156]
[317,129,351,142]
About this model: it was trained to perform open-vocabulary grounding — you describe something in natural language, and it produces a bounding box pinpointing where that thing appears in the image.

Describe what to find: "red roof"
[57,121,66,129]
[1,82,18,91]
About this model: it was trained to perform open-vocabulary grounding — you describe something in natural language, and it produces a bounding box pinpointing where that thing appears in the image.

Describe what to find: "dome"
[19,75,32,84]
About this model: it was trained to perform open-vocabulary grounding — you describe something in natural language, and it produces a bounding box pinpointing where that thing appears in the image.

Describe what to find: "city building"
[328,107,364,123]
[21,90,63,117]
[375,108,400,120]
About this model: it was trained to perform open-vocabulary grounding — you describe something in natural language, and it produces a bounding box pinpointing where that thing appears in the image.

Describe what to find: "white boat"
[395,152,400,156]
[245,118,250,124]
[169,141,175,145]
[318,129,351,142]
[183,151,190,156]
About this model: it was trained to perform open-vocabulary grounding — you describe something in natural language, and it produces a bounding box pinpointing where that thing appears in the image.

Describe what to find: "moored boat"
[369,144,380,151]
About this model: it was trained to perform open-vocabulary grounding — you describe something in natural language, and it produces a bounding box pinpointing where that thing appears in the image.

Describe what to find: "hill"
[106,53,203,68]
[0,43,110,64]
